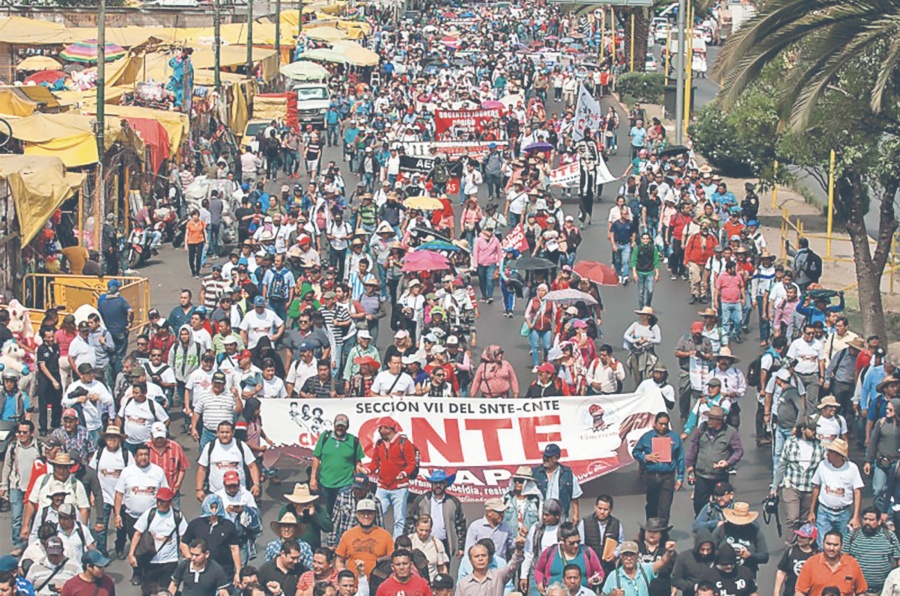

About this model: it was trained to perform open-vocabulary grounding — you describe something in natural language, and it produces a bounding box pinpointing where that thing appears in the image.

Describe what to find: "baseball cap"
[46,536,64,555]
[223,470,241,486]
[62,407,78,420]
[151,421,168,439]
[351,473,369,489]
[484,498,508,513]
[620,541,640,555]
[57,503,76,518]
[794,523,818,539]
[707,378,722,387]
[713,481,734,497]
[432,574,454,590]
[334,414,350,427]
[691,321,704,333]
[775,369,792,382]
[356,499,377,512]
[0,555,18,573]
[542,443,561,458]
[253,296,266,307]
[212,371,227,384]
[156,487,176,502]
[82,550,111,568]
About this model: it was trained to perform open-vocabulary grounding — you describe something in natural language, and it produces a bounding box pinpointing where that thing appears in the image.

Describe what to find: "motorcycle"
[153,205,179,243]
[126,225,153,270]
[172,217,187,248]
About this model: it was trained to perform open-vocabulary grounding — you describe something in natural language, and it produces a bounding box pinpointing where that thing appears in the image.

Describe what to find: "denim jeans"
[327,123,339,146]
[477,264,497,300]
[485,174,502,199]
[874,466,889,511]
[9,488,24,550]
[815,504,851,546]
[757,298,770,342]
[200,428,217,454]
[529,329,552,368]
[613,242,632,278]
[772,426,792,481]
[637,273,654,308]
[208,223,221,256]
[720,301,743,340]
[97,501,127,556]
[501,280,515,313]
[376,487,409,538]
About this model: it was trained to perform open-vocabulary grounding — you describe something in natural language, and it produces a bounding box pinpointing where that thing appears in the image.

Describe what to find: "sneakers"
[532,366,539,373]
[689,296,698,304]
[487,298,494,304]
[671,274,678,280]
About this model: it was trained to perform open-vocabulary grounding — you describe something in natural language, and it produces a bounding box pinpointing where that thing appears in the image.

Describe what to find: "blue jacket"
[532,464,575,518]
[796,291,844,325]
[861,364,886,411]
[632,429,686,481]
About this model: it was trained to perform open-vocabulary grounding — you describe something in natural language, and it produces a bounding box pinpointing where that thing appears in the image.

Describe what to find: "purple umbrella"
[524,141,554,153]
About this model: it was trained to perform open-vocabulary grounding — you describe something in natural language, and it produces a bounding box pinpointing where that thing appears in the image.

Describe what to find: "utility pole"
[674,0,685,144]
[214,0,221,90]
[247,0,253,76]
[96,0,106,252]
[274,0,281,64]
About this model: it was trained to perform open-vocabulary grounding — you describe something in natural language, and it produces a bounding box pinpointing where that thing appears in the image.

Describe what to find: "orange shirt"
[335,525,394,579]
[186,219,207,245]
[795,553,867,596]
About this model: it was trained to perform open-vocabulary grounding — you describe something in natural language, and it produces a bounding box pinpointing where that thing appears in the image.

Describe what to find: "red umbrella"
[24,70,65,86]
[573,261,618,286]
[401,250,450,272]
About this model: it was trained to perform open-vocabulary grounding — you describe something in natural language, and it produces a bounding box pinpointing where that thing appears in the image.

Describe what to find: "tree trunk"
[841,168,898,341]
[634,7,649,72]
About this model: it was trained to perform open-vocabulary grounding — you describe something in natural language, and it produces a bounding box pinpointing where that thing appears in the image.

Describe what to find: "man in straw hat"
[711,347,746,427]
[812,396,848,443]
[89,425,131,559]
[685,405,744,515]
[405,469,466,558]
[713,502,769,577]
[809,437,863,544]
[265,511,310,566]
[21,449,90,545]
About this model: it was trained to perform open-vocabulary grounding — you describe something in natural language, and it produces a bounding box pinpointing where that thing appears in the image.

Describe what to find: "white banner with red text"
[261,388,664,502]
[550,158,620,189]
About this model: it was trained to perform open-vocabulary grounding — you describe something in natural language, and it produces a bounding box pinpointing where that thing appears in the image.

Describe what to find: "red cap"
[238,350,252,360]
[156,487,175,502]
[691,321,704,333]
[537,362,555,373]
[62,408,78,420]
[223,470,241,485]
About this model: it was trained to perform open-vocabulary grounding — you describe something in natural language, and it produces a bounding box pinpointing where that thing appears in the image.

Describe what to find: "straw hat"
[826,437,849,458]
[698,308,718,318]
[102,425,125,438]
[511,465,534,481]
[817,395,840,410]
[49,453,76,467]
[270,511,303,534]
[715,347,740,363]
[634,306,657,318]
[285,483,319,504]
[847,337,867,352]
[722,502,759,525]
[877,372,900,394]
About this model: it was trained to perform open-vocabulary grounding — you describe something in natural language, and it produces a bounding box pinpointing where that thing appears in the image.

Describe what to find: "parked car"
[645,53,658,72]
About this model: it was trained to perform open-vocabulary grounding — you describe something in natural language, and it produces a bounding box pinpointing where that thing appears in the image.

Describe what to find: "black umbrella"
[658,145,691,158]
[512,255,556,271]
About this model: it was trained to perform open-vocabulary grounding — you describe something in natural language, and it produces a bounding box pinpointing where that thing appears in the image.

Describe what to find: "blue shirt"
[326,109,340,125]
[861,365,886,411]
[602,562,657,596]
[0,390,30,421]
[631,429,686,480]
[97,294,132,336]
[611,220,634,245]
[630,126,647,147]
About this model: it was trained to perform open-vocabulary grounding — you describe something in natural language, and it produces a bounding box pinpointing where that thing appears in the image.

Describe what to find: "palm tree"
[714,0,900,129]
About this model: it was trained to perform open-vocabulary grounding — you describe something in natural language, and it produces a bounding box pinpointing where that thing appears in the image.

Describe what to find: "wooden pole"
[600,7,605,65]
[629,12,635,72]
[771,161,779,208]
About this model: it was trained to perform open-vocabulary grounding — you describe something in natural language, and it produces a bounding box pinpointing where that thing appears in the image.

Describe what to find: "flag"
[573,83,603,141]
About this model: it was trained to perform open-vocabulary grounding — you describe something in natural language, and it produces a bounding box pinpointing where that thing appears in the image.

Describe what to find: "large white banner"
[572,83,603,141]
[550,158,620,189]
[261,388,665,501]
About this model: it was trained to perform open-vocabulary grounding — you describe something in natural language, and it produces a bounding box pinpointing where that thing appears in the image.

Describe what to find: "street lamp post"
[96,0,106,252]
[674,0,685,144]
[247,0,253,76]
[275,0,281,64]
[214,0,222,90]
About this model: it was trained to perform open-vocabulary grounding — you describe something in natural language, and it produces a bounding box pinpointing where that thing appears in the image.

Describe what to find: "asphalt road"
[0,83,794,596]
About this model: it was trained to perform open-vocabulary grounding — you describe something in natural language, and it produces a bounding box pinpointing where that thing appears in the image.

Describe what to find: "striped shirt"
[301,375,340,399]
[201,276,231,310]
[320,307,350,346]
[842,525,900,590]
[751,265,776,297]
[193,390,237,432]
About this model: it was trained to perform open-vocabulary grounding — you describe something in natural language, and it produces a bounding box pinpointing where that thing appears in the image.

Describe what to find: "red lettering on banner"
[410,418,464,462]
[465,418,513,461]
[519,416,564,459]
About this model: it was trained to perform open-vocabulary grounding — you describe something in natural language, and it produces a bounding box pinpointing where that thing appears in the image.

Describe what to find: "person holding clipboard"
[631,412,685,526]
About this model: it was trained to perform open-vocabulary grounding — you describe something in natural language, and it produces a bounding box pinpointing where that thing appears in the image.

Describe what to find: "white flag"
[573,83,603,141]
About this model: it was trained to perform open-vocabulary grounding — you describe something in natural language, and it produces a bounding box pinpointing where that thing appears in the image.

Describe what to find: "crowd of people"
[1,2,899,596]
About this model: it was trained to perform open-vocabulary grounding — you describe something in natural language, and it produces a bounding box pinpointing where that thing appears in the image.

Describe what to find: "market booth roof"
[0,155,84,245]
[0,16,70,45]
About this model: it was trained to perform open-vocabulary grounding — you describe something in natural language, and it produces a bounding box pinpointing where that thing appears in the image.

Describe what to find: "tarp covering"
[0,155,84,245]
[0,16,70,45]
[124,117,170,174]
[329,40,379,66]
[101,105,188,155]
[10,113,98,167]
[0,88,43,117]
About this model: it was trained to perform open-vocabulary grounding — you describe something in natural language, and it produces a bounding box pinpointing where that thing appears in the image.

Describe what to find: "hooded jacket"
[503,479,543,531]
[671,528,716,596]
[168,324,203,383]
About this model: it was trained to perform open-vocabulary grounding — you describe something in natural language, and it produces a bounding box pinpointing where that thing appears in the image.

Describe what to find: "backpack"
[123,396,161,424]
[803,250,822,281]
[202,437,253,488]
[94,443,131,475]
[377,435,420,481]
[747,347,779,390]
[268,268,291,301]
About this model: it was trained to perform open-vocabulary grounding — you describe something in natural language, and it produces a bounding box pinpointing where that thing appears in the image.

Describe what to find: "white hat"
[151,421,168,439]
[408,279,422,288]
[223,335,239,345]
[358,330,372,340]
[775,369,792,382]
[433,345,446,354]
[446,336,459,345]
[356,499,377,512]
[394,330,409,339]
[155,317,167,327]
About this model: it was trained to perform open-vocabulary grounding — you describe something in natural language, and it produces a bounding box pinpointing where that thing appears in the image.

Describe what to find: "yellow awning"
[329,40,379,66]
[0,16,71,45]
[307,27,348,41]
[0,155,85,245]
[102,105,188,155]
[0,88,42,118]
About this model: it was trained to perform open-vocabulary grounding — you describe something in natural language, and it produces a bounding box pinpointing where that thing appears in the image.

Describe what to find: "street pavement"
[0,85,794,596]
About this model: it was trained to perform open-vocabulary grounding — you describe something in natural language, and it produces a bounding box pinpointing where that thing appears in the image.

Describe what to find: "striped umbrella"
[60,40,126,64]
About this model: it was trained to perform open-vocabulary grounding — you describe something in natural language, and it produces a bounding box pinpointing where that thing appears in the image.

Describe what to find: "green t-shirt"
[313,431,364,489]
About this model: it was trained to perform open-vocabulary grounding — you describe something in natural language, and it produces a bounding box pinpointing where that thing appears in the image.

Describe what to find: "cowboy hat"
[270,511,303,534]
[102,425,125,438]
[847,337,867,352]
[639,517,673,532]
[698,164,713,174]
[817,395,840,410]
[760,250,775,260]
[826,437,849,458]
[353,355,381,369]
[698,308,718,318]
[722,502,759,526]
[715,347,740,363]
[877,372,900,393]
[285,483,319,504]
[511,465,534,481]
[634,306,657,317]
[425,469,456,486]
[49,453,76,467]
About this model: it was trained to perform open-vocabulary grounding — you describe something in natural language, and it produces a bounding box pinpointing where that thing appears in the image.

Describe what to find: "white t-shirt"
[115,463,170,517]
[816,414,847,443]
[788,338,825,376]
[89,446,131,505]
[286,358,317,393]
[134,507,189,564]
[260,376,287,399]
[146,363,177,387]
[370,371,416,396]
[118,396,169,445]
[239,309,284,349]
[61,380,114,432]
[198,439,256,493]
[186,368,216,409]
[58,522,95,562]
[192,327,213,352]
[811,459,864,509]
[214,486,258,524]
[67,336,96,369]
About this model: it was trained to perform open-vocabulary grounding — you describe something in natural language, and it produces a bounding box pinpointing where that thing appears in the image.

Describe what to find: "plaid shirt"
[148,439,190,490]
[327,488,384,547]
[265,537,313,568]
[301,375,342,399]
[50,426,92,463]
[774,436,825,492]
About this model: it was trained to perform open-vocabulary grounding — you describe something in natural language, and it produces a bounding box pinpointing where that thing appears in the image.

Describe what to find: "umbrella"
[560,37,575,44]
[306,27,349,41]
[512,255,556,271]
[280,61,330,81]
[297,48,349,64]
[401,251,450,272]
[24,70,67,86]
[460,11,475,17]
[60,40,126,64]
[419,240,461,252]
[544,289,598,305]
[404,196,444,211]
[658,144,691,158]
[573,261,618,286]
[481,100,504,110]
[568,43,584,51]
[330,41,380,67]
[440,36,461,49]
[569,32,586,39]
[524,142,554,153]
[16,56,62,71]
[545,35,559,41]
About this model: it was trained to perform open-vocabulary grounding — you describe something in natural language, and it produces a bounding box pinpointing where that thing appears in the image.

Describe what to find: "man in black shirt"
[169,538,231,596]
[36,327,62,433]
[181,495,241,584]
[258,539,306,596]
[699,544,758,596]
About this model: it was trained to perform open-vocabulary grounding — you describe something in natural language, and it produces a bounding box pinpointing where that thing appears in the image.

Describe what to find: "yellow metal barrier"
[20,274,151,334]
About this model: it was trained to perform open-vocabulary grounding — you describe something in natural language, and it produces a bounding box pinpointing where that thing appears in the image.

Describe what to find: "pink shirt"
[716,271,745,303]
[472,235,503,267]
[55,328,76,356]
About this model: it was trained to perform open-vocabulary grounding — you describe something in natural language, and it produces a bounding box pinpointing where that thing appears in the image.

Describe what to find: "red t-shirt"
[61,574,117,596]
[376,574,432,596]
